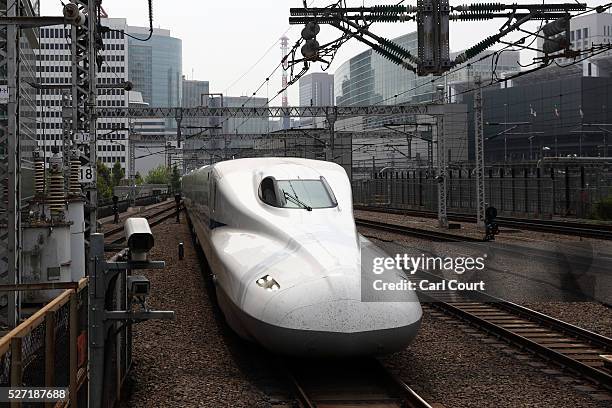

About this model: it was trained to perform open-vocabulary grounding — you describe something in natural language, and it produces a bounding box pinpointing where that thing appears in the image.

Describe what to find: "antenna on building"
[281,35,290,129]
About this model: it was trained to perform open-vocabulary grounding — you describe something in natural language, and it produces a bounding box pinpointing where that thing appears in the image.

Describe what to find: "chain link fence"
[0,279,88,407]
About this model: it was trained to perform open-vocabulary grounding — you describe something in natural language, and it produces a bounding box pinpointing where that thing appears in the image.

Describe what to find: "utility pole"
[3,0,20,327]
[128,131,136,206]
[474,75,486,228]
[504,103,508,161]
[436,85,448,228]
[70,0,100,241]
[326,109,337,161]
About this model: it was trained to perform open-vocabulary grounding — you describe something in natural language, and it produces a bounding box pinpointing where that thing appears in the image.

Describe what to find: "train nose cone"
[255,274,422,356]
[278,298,420,334]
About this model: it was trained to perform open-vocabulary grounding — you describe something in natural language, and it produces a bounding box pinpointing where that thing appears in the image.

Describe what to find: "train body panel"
[182,157,421,356]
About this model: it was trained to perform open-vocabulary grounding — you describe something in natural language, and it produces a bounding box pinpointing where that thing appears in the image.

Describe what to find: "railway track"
[408,272,612,392]
[354,205,612,240]
[104,201,181,250]
[283,357,433,408]
[355,218,483,242]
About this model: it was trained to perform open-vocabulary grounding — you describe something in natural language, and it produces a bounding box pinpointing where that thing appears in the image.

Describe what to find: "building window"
[583,28,588,38]
[570,30,574,41]
[576,30,581,40]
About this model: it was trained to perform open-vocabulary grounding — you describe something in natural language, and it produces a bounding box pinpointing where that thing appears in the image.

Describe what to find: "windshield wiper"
[283,191,312,211]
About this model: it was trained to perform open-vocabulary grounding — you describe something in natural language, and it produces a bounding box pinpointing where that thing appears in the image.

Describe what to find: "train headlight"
[256,275,280,291]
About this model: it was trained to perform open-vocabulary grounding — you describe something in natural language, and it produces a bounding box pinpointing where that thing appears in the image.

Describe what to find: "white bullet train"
[182,158,422,356]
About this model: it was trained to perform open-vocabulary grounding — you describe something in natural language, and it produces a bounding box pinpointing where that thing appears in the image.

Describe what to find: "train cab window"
[259,176,337,210]
[260,177,279,206]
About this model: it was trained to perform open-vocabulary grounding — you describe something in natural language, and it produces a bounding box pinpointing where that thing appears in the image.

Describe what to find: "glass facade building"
[127,26,182,109]
[335,31,521,108]
[335,32,437,107]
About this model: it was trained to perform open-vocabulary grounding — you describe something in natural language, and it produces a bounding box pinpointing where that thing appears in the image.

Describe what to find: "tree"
[97,160,113,200]
[170,165,181,193]
[145,165,170,185]
[111,161,125,187]
[135,172,144,186]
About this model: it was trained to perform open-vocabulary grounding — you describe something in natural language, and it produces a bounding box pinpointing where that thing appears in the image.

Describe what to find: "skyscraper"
[36,18,130,174]
[182,78,210,171]
[127,26,182,109]
[299,72,334,128]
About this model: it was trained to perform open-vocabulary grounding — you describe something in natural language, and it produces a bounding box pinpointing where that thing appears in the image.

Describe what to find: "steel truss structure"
[0,0,20,327]
[95,104,447,119]
[68,0,99,242]
[474,76,486,228]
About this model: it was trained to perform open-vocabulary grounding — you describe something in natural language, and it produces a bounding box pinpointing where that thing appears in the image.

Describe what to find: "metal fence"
[352,165,612,219]
[0,278,88,407]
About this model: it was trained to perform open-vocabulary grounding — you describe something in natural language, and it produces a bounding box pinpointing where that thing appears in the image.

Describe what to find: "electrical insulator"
[33,149,45,196]
[543,34,570,54]
[301,22,320,40]
[48,151,66,217]
[69,150,82,197]
[542,17,570,37]
[542,17,570,54]
[301,39,320,61]
[63,3,86,26]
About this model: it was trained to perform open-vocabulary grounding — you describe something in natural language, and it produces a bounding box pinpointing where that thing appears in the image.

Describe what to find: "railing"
[0,278,89,407]
[352,166,612,219]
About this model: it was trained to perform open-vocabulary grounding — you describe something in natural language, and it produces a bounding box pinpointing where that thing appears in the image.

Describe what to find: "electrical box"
[22,224,72,303]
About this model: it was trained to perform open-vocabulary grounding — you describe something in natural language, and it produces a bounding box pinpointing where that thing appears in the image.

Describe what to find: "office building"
[36,18,130,174]
[127,25,182,117]
[298,72,334,128]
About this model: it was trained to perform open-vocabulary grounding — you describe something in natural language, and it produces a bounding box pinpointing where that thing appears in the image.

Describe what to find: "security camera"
[124,218,154,261]
[127,275,151,298]
[63,3,86,26]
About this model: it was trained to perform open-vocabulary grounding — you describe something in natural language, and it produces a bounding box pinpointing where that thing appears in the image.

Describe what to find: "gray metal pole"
[87,0,98,233]
[6,0,20,327]
[436,87,448,228]
[88,233,106,408]
[474,76,486,228]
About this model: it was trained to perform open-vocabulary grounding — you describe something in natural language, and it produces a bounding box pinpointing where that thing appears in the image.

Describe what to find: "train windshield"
[260,177,337,209]
[277,179,337,209]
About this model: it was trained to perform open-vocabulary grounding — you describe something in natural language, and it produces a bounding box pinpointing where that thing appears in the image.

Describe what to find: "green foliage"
[135,172,144,186]
[593,196,612,220]
[144,165,171,185]
[97,160,126,200]
[170,165,181,193]
[96,161,113,200]
[111,161,125,187]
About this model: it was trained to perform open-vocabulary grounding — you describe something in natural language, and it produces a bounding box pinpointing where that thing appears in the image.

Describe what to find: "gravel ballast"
[118,212,289,407]
[118,211,610,407]
[383,308,609,408]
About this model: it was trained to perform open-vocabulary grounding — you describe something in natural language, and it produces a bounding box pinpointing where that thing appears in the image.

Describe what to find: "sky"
[40,0,612,106]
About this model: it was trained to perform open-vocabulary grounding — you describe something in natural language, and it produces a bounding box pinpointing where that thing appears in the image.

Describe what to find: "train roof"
[205,158,346,179]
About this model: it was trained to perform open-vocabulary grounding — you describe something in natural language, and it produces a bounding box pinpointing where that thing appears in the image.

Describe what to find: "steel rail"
[354,205,612,240]
[355,218,483,242]
[282,357,432,408]
[411,271,612,391]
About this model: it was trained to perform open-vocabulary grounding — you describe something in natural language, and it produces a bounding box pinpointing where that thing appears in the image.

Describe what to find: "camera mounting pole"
[88,225,175,408]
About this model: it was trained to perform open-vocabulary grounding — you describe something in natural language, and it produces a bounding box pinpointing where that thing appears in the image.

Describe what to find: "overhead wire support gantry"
[288,1,587,78]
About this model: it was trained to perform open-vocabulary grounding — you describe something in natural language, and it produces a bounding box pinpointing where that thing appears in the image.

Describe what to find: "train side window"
[259,177,279,206]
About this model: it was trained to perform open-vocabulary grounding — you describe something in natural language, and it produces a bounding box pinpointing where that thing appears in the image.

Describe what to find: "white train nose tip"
[250,300,421,356]
[278,299,421,333]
